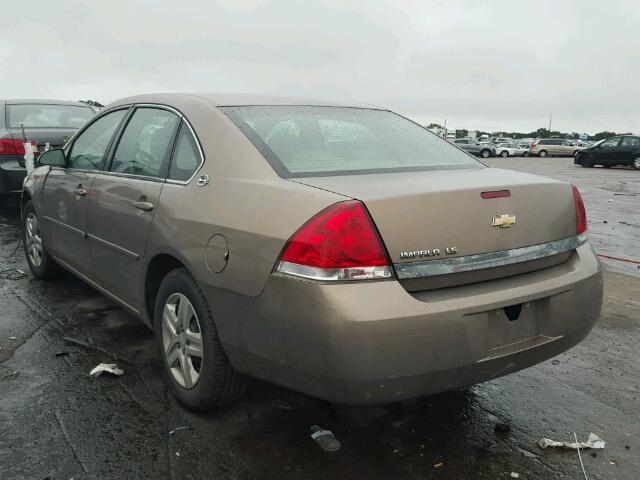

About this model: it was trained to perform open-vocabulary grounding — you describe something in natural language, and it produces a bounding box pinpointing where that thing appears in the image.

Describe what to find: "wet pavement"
[1,159,639,479]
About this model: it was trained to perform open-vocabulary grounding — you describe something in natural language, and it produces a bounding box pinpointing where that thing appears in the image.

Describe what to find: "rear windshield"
[221,106,481,177]
[6,104,94,129]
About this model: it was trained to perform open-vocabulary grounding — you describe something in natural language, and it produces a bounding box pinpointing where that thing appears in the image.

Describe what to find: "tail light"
[571,185,588,245]
[276,200,392,281]
[0,139,27,156]
[530,142,538,149]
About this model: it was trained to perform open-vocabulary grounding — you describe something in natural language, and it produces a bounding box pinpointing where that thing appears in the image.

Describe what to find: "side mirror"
[37,148,66,167]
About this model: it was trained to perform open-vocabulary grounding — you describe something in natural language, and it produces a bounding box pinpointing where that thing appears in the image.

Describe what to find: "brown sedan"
[22,94,602,410]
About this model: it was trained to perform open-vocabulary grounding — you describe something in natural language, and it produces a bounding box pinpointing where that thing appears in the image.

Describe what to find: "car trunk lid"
[292,168,577,291]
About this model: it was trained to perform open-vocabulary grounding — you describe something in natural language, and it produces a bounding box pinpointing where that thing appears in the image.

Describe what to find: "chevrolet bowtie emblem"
[492,214,516,228]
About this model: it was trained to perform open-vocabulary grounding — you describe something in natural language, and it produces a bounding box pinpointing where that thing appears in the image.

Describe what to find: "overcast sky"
[2,0,639,133]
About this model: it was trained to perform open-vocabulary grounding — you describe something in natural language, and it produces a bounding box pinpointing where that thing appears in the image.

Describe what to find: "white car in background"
[495,143,529,157]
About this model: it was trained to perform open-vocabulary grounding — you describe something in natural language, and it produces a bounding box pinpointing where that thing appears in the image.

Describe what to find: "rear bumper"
[208,244,602,404]
[0,156,26,194]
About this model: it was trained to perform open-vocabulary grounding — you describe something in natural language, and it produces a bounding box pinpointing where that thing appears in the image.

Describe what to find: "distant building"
[467,130,478,139]
[579,133,588,141]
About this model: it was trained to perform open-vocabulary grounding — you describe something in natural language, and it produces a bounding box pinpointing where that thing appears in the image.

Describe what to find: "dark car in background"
[574,135,640,169]
[452,138,495,158]
[0,99,95,201]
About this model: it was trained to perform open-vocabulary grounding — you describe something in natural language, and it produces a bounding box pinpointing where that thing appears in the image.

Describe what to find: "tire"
[22,200,64,280]
[633,156,640,170]
[523,152,529,157]
[500,150,509,157]
[538,150,548,158]
[480,149,490,158]
[581,158,594,168]
[154,268,246,410]
[573,150,580,158]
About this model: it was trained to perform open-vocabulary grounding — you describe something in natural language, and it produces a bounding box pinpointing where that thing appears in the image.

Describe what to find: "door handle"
[73,188,87,197]
[133,201,154,212]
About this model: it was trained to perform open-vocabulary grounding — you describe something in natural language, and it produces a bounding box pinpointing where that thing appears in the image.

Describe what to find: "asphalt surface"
[1,157,639,479]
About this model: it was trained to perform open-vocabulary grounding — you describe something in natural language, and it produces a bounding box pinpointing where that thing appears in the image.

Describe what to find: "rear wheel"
[154,268,246,410]
[522,151,529,157]
[500,150,509,157]
[538,150,548,158]
[633,156,640,170]
[22,200,64,280]
[480,149,491,158]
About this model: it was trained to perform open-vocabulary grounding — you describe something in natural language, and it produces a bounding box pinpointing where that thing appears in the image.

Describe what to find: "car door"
[40,108,128,274]
[86,106,180,307]
[595,137,621,165]
[618,136,640,165]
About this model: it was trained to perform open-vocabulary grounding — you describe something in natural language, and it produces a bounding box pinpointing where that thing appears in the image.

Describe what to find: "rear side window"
[110,108,179,178]
[68,109,127,170]
[221,106,480,178]
[168,124,202,182]
[6,104,94,128]
[621,137,640,147]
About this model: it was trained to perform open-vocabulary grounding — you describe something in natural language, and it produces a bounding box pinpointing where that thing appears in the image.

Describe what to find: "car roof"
[1,99,90,106]
[107,92,385,110]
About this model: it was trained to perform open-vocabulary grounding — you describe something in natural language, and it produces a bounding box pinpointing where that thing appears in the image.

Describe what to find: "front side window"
[601,137,620,148]
[222,106,481,178]
[67,109,127,170]
[110,108,180,178]
[7,104,94,128]
[168,124,202,181]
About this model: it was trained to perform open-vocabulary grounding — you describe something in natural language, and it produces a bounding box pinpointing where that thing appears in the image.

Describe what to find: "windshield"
[6,104,94,129]
[221,106,481,177]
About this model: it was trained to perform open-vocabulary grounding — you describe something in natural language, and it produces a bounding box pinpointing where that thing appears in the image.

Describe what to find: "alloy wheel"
[162,293,203,388]
[25,213,43,268]
[633,157,640,170]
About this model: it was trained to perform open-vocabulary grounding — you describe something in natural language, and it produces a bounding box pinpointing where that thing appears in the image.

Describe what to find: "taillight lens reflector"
[571,184,588,244]
[276,201,392,281]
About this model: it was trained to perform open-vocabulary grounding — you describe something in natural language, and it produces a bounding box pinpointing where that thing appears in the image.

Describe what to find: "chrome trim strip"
[394,236,578,279]
[87,233,140,260]
[43,216,86,237]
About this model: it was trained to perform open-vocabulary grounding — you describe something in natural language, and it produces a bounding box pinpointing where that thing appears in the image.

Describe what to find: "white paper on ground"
[538,433,605,450]
[89,363,124,377]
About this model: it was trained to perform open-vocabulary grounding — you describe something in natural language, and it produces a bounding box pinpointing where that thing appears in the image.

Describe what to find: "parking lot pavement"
[0,178,639,479]
[485,156,640,277]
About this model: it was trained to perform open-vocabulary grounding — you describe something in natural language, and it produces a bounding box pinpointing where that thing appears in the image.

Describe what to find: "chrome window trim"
[394,236,579,279]
[165,119,206,186]
[62,103,206,185]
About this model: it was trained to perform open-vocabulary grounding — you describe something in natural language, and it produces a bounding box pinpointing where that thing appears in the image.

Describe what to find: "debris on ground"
[538,432,605,450]
[5,371,19,380]
[64,336,132,363]
[169,426,191,435]
[89,363,124,378]
[271,402,293,410]
[510,473,520,479]
[54,351,69,357]
[9,336,17,340]
[0,268,27,280]
[310,425,341,452]
[551,359,561,365]
[495,421,511,433]
[433,462,444,469]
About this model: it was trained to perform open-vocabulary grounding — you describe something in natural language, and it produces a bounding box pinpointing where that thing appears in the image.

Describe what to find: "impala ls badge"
[399,247,457,260]
[492,214,516,228]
